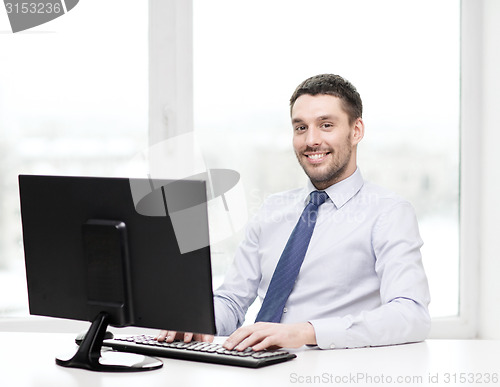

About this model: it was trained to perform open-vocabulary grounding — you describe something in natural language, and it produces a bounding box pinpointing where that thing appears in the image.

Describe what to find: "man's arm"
[312,201,430,349]
[309,297,430,349]
[221,297,429,351]
[213,211,264,335]
[156,210,264,344]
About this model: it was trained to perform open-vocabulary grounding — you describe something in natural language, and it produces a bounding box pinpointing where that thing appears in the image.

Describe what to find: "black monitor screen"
[18,174,216,371]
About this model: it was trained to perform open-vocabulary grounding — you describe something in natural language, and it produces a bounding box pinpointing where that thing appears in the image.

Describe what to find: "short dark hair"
[290,74,363,124]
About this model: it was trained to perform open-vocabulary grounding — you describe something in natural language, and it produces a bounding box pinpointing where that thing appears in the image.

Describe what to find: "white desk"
[1,332,499,387]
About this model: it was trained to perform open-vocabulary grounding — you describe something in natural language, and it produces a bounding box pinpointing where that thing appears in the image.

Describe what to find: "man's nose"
[305,126,321,147]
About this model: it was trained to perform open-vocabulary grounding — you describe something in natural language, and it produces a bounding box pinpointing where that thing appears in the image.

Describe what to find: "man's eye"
[322,123,333,129]
[295,126,306,131]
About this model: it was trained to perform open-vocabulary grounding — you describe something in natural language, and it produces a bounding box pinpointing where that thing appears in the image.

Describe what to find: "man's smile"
[304,151,331,164]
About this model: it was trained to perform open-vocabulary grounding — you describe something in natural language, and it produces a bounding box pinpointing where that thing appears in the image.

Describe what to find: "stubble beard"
[295,142,353,190]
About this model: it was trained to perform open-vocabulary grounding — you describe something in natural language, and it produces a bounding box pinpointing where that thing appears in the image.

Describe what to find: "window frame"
[148,0,193,146]
[428,0,481,339]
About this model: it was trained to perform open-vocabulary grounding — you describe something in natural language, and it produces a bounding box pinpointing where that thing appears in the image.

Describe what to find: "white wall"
[478,0,500,339]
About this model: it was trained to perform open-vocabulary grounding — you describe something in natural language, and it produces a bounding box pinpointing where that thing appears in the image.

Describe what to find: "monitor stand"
[56,312,163,372]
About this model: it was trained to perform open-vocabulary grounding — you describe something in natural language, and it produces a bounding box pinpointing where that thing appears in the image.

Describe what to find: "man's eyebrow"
[292,114,340,125]
[317,114,339,121]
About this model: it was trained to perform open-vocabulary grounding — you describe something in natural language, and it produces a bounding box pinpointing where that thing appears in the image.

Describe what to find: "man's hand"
[223,322,317,352]
[155,330,214,343]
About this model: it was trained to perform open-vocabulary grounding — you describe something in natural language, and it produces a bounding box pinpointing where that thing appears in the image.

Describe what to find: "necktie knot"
[310,191,328,207]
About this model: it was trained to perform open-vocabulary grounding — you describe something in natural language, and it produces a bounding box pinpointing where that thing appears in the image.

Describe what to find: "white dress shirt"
[213,168,431,349]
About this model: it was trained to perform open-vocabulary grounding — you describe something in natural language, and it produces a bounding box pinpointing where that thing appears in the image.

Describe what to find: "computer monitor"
[18,174,216,372]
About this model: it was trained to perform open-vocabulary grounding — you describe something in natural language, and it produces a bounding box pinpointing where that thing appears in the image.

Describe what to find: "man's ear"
[351,118,365,145]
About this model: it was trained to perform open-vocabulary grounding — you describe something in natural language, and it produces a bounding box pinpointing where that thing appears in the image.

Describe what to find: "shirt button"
[283,308,288,313]
[330,344,336,349]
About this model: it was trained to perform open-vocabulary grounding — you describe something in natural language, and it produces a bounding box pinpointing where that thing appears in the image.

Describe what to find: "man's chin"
[301,164,348,188]
[303,171,334,188]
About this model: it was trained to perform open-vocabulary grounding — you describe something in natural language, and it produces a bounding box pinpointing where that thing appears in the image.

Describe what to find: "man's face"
[291,94,364,189]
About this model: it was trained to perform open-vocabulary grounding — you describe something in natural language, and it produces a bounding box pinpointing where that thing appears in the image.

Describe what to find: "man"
[157,74,431,351]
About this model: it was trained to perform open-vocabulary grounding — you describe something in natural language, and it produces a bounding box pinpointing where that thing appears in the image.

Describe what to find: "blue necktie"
[255,190,329,323]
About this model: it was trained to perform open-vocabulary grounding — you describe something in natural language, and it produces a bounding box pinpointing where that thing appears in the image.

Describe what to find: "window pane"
[0,0,148,316]
[193,0,460,318]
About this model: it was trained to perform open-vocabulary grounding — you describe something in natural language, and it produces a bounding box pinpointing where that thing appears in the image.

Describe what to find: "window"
[191,0,460,320]
[0,0,148,316]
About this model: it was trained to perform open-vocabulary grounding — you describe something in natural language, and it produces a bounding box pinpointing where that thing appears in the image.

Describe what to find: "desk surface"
[1,331,499,387]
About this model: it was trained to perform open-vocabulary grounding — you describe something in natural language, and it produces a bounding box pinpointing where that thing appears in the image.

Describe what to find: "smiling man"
[158,74,431,351]
[291,91,363,190]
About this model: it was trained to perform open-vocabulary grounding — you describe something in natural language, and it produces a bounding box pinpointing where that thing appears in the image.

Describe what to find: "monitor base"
[56,312,163,372]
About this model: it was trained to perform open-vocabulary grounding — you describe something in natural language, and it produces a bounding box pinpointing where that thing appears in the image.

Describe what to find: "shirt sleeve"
[213,212,263,336]
[309,201,431,349]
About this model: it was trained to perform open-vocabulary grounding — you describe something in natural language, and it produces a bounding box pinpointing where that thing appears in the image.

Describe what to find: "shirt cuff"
[309,316,354,349]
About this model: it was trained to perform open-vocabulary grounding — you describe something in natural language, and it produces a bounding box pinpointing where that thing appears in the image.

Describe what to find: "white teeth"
[307,153,326,160]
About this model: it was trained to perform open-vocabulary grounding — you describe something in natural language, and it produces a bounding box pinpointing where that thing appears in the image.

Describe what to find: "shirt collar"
[305,168,364,209]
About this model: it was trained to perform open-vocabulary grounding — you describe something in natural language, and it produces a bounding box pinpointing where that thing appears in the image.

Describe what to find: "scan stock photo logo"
[3,0,79,33]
